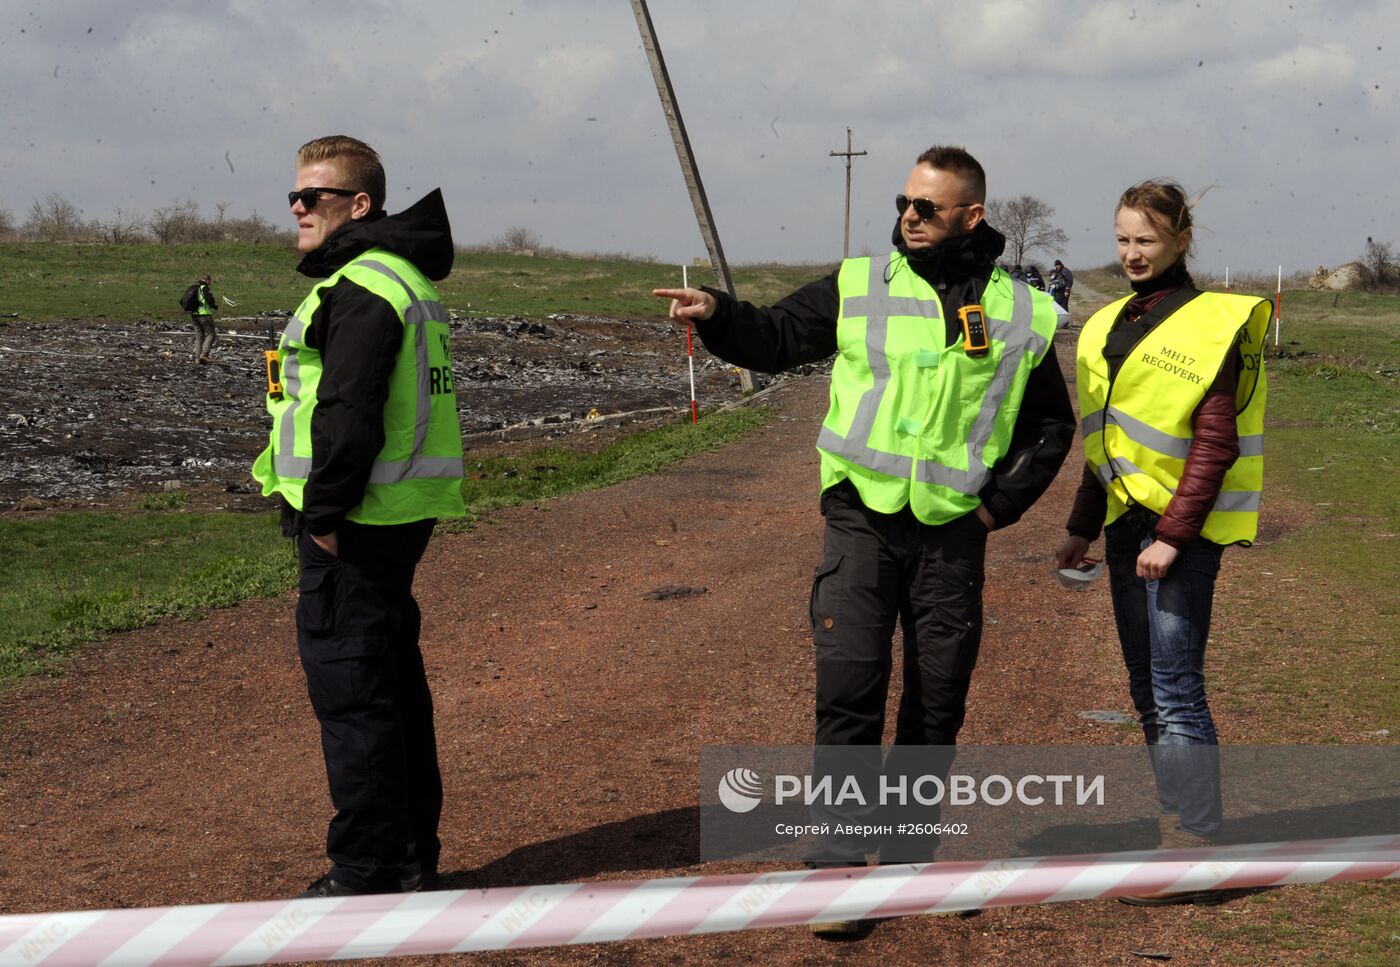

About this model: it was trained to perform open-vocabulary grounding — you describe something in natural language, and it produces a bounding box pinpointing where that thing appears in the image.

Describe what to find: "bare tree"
[495,226,542,253]
[23,193,86,242]
[214,201,232,238]
[95,208,147,244]
[1359,236,1397,290]
[984,195,1069,268]
[0,205,14,240]
[221,211,293,245]
[149,199,202,244]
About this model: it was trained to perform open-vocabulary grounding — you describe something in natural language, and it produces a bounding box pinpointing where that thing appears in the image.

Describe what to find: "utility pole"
[829,127,867,259]
[630,0,753,392]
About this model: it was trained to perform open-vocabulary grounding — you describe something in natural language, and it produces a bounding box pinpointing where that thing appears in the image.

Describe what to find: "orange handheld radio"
[959,304,989,357]
[264,350,283,399]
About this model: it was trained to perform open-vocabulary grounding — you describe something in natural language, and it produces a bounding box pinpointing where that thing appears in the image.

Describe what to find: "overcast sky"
[2,1,1395,278]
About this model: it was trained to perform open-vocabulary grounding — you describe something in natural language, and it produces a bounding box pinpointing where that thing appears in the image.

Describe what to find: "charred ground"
[0,312,778,513]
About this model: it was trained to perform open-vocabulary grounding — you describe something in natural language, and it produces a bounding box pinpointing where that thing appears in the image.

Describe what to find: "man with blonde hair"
[253,135,464,897]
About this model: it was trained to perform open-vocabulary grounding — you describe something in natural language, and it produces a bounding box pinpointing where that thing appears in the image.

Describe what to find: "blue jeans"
[1105,508,1224,836]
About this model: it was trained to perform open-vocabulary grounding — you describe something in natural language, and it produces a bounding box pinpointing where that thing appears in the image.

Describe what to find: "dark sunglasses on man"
[895,194,973,221]
[287,187,360,210]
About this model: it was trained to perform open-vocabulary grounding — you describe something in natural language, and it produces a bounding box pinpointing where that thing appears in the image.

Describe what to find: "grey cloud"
[0,0,1396,272]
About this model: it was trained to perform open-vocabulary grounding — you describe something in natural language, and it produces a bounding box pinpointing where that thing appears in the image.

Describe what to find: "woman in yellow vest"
[1056,180,1270,904]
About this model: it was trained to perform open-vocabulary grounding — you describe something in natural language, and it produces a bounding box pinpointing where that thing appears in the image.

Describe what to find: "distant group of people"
[183,133,1269,935]
[1006,259,1074,309]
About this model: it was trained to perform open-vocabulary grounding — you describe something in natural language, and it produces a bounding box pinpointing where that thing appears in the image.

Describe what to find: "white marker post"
[682,265,698,424]
[1224,266,1230,293]
[1275,264,1283,348]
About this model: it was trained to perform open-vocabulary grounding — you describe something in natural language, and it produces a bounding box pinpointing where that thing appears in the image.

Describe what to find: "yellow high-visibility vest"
[252,248,465,525]
[1077,291,1271,545]
[817,253,1059,524]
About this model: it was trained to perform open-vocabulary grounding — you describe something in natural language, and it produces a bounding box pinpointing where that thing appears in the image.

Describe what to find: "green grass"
[0,407,770,684]
[0,242,832,323]
[0,241,298,322]
[1212,289,1400,741]
[446,405,769,530]
[444,253,832,319]
[0,512,298,681]
[1190,882,1400,965]
[1073,266,1133,302]
[141,490,193,511]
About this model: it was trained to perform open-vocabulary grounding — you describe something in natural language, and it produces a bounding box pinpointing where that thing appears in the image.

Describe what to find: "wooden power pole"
[629,0,754,392]
[829,127,867,259]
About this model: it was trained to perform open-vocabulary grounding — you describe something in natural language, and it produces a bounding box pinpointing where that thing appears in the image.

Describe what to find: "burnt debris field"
[0,313,754,510]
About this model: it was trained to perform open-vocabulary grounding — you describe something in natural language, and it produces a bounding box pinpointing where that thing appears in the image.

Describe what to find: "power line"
[829,127,867,259]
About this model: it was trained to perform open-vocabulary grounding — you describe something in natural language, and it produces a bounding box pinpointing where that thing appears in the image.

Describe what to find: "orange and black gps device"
[959,304,989,357]
[265,350,284,399]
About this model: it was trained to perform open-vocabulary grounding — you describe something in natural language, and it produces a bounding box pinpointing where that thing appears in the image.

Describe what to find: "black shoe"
[400,869,439,893]
[810,919,863,937]
[1119,889,1225,907]
[296,875,366,898]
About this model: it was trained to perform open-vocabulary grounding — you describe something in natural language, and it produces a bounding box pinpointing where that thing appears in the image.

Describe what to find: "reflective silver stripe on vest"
[358,259,448,485]
[1087,405,1191,459]
[1083,407,1265,460]
[272,259,453,484]
[818,261,1044,495]
[959,282,1046,476]
[368,456,463,483]
[1213,490,1261,512]
[274,315,311,478]
[1093,455,1140,487]
[1095,457,1261,513]
[1080,408,1104,437]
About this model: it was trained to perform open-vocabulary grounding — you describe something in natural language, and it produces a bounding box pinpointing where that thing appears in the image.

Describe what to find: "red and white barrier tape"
[3,835,1397,966]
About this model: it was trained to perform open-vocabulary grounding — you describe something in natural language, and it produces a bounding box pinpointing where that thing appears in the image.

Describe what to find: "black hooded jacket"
[291,189,454,535]
[694,220,1074,528]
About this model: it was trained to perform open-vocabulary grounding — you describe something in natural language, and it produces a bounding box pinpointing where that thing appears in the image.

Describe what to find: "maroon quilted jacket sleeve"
[1155,353,1241,549]
[1065,462,1107,541]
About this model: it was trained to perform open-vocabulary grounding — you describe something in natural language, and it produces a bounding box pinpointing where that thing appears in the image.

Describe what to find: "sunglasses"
[287,187,360,210]
[896,194,974,220]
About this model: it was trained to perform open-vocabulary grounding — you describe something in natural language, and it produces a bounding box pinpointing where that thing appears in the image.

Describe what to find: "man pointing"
[655,146,1073,930]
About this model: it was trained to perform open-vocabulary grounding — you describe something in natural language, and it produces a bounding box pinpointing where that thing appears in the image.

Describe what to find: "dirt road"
[0,334,1370,964]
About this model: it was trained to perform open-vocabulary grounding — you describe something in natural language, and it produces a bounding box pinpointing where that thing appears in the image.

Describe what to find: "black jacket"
[292,189,454,535]
[694,220,1074,528]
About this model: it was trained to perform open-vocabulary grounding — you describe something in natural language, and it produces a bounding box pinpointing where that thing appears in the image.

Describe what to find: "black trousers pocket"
[810,551,844,648]
[297,553,339,635]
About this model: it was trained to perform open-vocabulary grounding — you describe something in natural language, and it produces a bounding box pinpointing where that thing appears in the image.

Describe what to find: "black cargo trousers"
[806,481,987,863]
[295,517,441,892]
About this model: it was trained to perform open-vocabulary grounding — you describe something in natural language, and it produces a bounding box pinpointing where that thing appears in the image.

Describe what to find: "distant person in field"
[251,135,464,898]
[1056,179,1271,905]
[184,274,218,364]
[1049,259,1073,310]
[655,144,1074,936]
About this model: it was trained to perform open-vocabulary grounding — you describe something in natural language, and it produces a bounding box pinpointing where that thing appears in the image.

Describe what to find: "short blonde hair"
[296,136,386,212]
